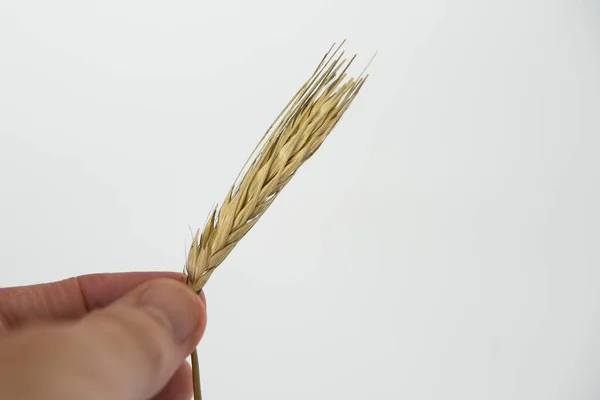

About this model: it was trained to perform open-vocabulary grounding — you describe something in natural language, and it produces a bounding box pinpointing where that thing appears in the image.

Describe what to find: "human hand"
[0,272,206,400]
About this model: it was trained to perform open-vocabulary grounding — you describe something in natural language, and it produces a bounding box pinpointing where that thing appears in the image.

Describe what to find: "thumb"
[0,278,206,400]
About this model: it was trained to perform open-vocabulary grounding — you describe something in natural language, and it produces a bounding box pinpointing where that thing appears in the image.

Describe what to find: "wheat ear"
[183,40,370,400]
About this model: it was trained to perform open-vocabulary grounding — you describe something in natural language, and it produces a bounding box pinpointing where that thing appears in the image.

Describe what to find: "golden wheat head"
[184,41,370,293]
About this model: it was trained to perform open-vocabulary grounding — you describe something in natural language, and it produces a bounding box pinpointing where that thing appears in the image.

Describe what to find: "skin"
[0,272,207,400]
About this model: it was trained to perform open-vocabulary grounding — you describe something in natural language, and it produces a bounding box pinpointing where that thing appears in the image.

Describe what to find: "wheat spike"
[184,41,369,293]
[183,41,370,400]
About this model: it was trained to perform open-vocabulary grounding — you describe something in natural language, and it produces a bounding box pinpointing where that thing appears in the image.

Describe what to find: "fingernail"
[138,280,200,343]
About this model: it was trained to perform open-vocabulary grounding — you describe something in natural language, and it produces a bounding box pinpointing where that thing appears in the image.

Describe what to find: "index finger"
[0,271,205,331]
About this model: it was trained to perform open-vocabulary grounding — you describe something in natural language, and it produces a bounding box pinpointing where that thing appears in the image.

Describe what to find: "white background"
[1,1,599,399]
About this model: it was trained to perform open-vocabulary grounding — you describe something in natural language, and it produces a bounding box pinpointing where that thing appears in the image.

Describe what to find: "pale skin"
[0,272,207,400]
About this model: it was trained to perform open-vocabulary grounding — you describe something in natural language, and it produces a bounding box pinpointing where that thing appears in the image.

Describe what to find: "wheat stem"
[191,348,202,400]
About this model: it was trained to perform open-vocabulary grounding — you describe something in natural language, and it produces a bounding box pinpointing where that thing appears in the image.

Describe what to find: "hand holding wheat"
[183,40,371,400]
[0,40,369,400]
[0,273,206,400]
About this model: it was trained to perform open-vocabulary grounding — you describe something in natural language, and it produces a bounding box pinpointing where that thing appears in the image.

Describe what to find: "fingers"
[0,278,206,400]
[0,271,187,331]
[151,362,193,400]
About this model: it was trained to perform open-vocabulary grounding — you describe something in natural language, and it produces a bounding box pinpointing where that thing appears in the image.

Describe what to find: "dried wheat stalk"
[183,40,370,400]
